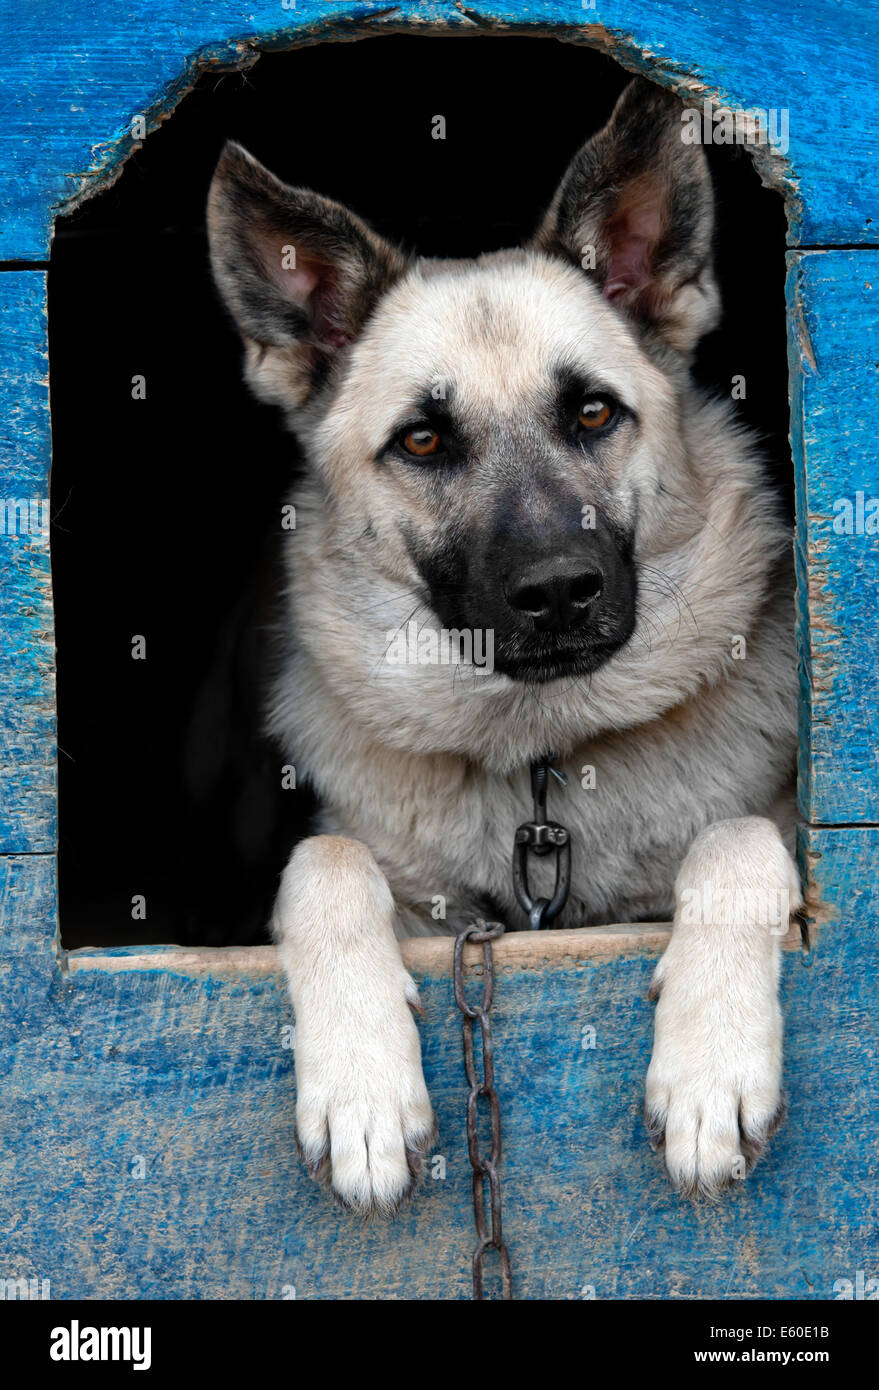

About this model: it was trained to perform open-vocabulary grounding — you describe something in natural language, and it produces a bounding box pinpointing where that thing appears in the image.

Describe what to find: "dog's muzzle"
[472,518,637,683]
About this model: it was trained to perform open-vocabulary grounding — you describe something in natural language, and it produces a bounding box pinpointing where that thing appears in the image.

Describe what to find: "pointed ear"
[207,142,407,406]
[531,80,719,355]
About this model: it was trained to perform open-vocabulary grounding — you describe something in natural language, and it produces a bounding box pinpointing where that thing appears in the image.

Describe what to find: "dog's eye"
[401,426,442,458]
[578,399,614,431]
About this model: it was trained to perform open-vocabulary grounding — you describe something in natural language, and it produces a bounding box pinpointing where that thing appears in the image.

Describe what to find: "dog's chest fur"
[270,572,796,938]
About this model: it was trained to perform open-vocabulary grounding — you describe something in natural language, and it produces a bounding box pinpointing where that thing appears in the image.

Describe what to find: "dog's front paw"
[294,986,437,1216]
[644,996,785,1196]
[644,818,796,1196]
[645,945,786,1195]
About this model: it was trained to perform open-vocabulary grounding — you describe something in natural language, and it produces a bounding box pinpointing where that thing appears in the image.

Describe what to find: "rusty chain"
[453,919,512,1300]
[453,755,571,1300]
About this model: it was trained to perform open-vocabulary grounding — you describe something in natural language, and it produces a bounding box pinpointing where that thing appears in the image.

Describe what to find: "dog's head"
[208,80,720,688]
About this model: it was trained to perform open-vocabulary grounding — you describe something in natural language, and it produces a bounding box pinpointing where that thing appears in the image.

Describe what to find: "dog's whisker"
[356,600,430,690]
[346,588,425,617]
[639,564,699,638]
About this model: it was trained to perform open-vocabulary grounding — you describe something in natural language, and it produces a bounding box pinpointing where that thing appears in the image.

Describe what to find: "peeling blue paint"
[0,0,877,1300]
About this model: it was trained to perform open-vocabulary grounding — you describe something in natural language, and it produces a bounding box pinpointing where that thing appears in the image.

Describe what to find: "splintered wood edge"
[63,920,804,979]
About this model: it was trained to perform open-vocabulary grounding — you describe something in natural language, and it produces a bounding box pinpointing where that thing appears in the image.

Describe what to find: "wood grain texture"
[1,833,876,1300]
[1,0,878,1302]
[0,274,55,853]
[789,250,879,825]
[65,915,808,981]
[0,0,877,259]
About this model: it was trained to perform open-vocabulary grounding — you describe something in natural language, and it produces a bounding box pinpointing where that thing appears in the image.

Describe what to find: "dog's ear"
[207,142,407,406]
[532,79,719,355]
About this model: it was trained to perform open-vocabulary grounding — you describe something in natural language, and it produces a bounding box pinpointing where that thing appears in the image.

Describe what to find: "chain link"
[453,919,512,1300]
[512,756,571,929]
[454,755,572,1299]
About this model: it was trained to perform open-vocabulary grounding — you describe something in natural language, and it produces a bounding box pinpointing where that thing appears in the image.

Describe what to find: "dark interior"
[50,35,791,948]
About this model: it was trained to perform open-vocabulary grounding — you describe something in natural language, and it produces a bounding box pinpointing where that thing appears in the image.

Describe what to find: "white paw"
[645,991,785,1195]
[645,817,799,1195]
[273,835,437,1216]
[293,980,437,1216]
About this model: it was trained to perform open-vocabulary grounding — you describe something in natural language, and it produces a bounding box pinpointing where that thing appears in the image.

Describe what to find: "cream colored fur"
[208,87,800,1211]
[263,256,798,1206]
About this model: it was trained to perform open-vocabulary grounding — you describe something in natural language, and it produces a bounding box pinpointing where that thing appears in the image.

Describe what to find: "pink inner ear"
[261,234,353,347]
[603,186,664,302]
[280,261,320,303]
[259,233,322,307]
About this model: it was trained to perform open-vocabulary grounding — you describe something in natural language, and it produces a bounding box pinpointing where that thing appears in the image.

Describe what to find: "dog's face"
[208,79,719,687]
[312,255,650,683]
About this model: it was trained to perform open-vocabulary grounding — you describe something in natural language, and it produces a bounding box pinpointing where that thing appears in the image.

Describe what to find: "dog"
[206,78,801,1214]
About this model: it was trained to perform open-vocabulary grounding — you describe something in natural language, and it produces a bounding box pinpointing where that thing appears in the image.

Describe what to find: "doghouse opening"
[50,35,791,949]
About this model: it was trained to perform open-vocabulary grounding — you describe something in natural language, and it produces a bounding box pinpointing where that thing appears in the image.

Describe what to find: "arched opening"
[49,33,791,948]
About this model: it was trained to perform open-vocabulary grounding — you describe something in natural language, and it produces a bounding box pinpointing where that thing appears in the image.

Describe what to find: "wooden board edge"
[63,917,806,981]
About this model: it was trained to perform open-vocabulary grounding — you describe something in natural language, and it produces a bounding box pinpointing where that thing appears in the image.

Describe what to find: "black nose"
[506,558,604,633]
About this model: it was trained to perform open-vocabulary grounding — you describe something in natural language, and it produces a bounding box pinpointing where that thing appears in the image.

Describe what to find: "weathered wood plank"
[0,0,877,1304]
[0,274,55,853]
[789,250,879,825]
[0,1,877,259]
[1,831,875,1300]
[66,915,808,980]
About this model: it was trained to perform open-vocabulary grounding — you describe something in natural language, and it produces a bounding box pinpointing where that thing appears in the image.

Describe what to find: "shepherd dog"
[205,77,800,1214]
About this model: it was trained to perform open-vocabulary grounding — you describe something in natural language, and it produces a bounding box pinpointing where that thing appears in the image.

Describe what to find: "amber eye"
[578,399,614,431]
[402,426,442,458]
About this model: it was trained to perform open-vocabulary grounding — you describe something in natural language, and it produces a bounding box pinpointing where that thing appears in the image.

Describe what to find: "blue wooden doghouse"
[1,1,877,1300]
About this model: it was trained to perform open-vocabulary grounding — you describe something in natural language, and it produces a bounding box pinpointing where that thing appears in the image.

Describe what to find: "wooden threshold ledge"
[63,920,803,979]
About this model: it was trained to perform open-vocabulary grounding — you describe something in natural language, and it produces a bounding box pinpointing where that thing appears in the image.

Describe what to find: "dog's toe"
[663,1093,744,1196]
[646,1076,784,1197]
[331,1112,437,1216]
[645,988,783,1196]
[296,1087,437,1217]
[643,1097,667,1153]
